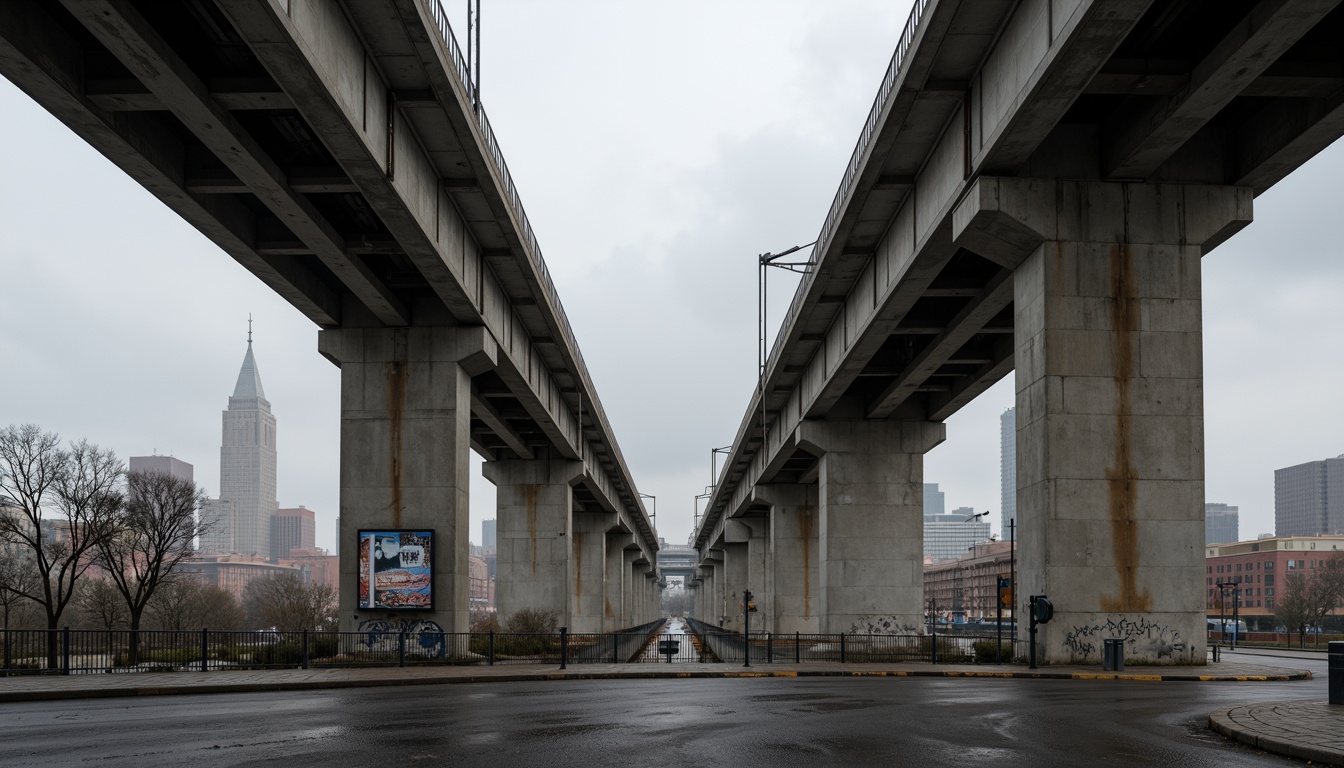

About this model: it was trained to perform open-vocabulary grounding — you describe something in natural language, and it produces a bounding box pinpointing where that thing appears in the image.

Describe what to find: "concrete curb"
[1210,703,1344,767]
[0,666,1311,704]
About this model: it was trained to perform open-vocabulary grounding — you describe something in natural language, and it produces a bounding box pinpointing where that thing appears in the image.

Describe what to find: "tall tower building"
[272,506,316,560]
[1205,502,1240,544]
[923,483,945,516]
[1275,455,1344,536]
[200,327,278,556]
[1000,407,1016,535]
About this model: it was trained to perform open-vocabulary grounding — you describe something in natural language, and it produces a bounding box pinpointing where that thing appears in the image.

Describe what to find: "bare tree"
[97,469,205,663]
[0,548,37,630]
[243,572,337,631]
[74,577,128,631]
[146,577,244,631]
[0,425,124,666]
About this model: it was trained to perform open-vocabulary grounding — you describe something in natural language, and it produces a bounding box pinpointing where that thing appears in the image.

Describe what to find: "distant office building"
[924,508,991,562]
[271,506,316,560]
[923,484,945,517]
[180,553,301,602]
[129,455,193,483]
[1275,455,1344,536]
[482,519,497,550]
[924,540,1014,621]
[1000,407,1016,534]
[1205,503,1240,545]
[199,330,279,557]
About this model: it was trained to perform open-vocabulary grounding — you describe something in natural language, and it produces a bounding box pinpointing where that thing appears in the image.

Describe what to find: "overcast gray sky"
[2,1,1342,552]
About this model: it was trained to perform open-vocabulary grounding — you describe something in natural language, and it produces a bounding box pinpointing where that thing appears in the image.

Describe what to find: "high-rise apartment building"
[271,506,316,560]
[923,507,991,562]
[1000,407,1016,534]
[1205,503,1240,545]
[1275,455,1344,536]
[482,519,497,550]
[199,332,278,557]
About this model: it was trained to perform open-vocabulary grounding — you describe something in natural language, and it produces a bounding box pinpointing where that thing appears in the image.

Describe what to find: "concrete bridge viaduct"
[689,0,1344,663]
[0,0,661,634]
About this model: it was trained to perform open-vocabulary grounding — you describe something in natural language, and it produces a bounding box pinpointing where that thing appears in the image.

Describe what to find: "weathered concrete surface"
[721,541,749,633]
[605,531,635,630]
[483,459,583,626]
[761,484,819,634]
[799,421,946,635]
[320,326,497,634]
[956,178,1252,665]
[571,511,615,633]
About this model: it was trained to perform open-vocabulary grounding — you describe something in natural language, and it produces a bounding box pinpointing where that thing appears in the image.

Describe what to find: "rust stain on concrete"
[1101,241,1151,613]
[385,360,407,529]
[799,505,816,619]
[574,531,585,611]
[525,484,539,576]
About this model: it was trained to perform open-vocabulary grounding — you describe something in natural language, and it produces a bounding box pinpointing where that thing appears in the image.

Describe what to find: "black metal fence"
[1,619,1034,674]
[0,620,666,675]
[683,617,1026,664]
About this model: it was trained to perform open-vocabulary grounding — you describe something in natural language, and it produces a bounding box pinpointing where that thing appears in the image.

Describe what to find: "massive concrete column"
[721,541,748,632]
[622,548,639,627]
[760,484,818,633]
[482,459,583,625]
[605,531,635,630]
[798,421,946,634]
[632,560,652,625]
[321,326,496,634]
[571,511,615,633]
[955,178,1251,665]
[698,561,717,626]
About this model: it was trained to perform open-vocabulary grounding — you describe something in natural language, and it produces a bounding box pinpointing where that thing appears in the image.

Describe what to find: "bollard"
[559,627,568,670]
[1330,641,1344,706]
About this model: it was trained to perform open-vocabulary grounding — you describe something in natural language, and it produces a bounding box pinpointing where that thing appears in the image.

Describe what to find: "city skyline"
[4,2,1344,551]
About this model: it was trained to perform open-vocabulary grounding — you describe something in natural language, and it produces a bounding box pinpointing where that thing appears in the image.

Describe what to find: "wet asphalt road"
[0,656,1327,768]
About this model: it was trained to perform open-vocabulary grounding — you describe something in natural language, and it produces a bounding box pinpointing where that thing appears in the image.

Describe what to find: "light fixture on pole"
[639,493,656,531]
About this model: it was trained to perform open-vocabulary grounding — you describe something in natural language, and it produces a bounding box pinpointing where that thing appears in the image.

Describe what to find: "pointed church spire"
[232,317,266,400]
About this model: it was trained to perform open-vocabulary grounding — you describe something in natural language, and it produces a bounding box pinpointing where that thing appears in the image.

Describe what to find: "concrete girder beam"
[59,0,409,327]
[0,1,341,327]
[1102,0,1343,181]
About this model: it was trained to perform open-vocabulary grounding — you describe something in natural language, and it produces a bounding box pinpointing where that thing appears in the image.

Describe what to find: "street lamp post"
[639,493,656,532]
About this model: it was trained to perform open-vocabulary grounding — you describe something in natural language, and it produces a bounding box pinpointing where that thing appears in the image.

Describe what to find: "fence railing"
[682,617,1024,665]
[0,621,664,675]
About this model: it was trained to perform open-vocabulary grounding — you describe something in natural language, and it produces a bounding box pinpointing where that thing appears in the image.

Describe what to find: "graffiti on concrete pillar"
[1062,616,1187,660]
[357,618,447,658]
[848,615,922,635]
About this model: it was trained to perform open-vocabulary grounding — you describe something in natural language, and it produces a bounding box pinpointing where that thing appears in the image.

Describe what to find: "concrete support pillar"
[632,560,651,625]
[721,541,748,632]
[482,459,583,626]
[698,563,717,626]
[760,484,818,634]
[605,532,635,630]
[707,551,726,626]
[798,420,946,635]
[621,549,638,627]
[955,177,1252,665]
[322,326,496,634]
[571,511,615,633]
[743,519,772,633]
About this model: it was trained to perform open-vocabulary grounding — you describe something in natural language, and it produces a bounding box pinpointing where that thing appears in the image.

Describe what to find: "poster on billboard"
[358,530,433,610]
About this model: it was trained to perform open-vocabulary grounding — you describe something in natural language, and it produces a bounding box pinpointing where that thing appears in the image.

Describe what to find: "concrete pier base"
[483,459,583,627]
[605,532,635,630]
[761,484,819,634]
[571,511,615,633]
[955,178,1252,665]
[799,421,945,635]
[321,326,497,634]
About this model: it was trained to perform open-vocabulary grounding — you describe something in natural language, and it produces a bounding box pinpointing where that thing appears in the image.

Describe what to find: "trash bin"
[1103,638,1125,672]
[1330,641,1344,706]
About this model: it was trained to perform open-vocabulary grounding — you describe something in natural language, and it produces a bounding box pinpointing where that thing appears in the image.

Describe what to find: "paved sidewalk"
[0,660,1308,703]
[1211,701,1344,766]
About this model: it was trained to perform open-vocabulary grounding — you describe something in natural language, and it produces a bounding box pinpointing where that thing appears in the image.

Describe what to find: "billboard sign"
[358,530,433,610]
